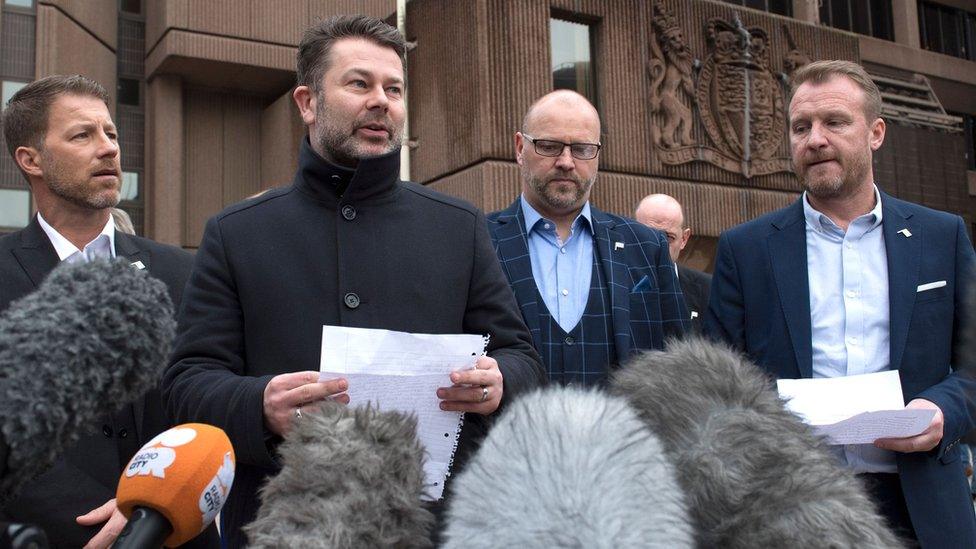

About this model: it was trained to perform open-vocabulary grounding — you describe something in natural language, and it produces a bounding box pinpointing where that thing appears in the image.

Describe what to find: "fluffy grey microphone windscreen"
[245,402,434,549]
[442,386,694,549]
[0,259,175,501]
[612,337,907,549]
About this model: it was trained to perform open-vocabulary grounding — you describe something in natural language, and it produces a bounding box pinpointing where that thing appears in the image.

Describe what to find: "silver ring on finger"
[480,386,489,403]
[294,406,303,420]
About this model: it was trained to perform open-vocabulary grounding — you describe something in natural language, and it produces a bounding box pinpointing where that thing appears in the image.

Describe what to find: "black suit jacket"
[677,265,711,333]
[0,217,216,548]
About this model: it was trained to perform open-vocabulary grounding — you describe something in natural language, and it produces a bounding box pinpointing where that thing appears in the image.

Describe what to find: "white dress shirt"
[37,213,116,263]
[803,185,895,473]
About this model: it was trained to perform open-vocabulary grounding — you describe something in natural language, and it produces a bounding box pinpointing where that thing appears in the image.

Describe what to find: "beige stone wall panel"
[42,0,117,49]
[182,88,264,247]
[860,35,976,88]
[146,74,185,245]
[146,0,189,55]
[146,30,295,96]
[406,0,491,183]
[260,90,305,190]
[146,0,394,53]
[306,0,395,21]
[874,123,975,231]
[35,5,117,111]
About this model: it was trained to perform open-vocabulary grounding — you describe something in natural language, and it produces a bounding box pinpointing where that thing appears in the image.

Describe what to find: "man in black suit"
[0,75,213,548]
[162,16,544,546]
[636,193,712,332]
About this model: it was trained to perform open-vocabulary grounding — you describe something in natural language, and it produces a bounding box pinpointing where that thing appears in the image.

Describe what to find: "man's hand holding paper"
[874,398,945,453]
[776,370,939,447]
[437,356,503,415]
[263,371,349,436]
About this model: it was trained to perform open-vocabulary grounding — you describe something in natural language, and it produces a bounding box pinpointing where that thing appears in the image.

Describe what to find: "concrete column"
[892,0,921,49]
[145,74,184,246]
[260,89,304,190]
[792,0,819,24]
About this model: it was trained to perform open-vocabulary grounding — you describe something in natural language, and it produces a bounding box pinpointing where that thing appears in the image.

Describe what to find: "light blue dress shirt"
[803,186,895,473]
[521,195,593,332]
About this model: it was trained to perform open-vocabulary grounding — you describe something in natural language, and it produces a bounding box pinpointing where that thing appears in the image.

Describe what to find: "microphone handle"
[0,521,49,549]
[112,507,173,549]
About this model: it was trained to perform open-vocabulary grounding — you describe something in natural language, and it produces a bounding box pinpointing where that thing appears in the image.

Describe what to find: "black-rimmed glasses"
[523,134,601,160]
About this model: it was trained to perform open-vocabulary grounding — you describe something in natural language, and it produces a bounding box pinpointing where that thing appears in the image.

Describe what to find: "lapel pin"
[898,229,912,238]
[614,242,624,251]
[130,260,146,270]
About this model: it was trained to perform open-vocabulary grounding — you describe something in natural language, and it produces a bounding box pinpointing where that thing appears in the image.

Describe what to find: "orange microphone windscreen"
[116,423,235,547]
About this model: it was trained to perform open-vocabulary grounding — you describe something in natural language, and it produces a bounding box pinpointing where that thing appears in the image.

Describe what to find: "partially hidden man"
[0,75,216,548]
[487,90,688,386]
[706,60,976,547]
[635,193,712,333]
[162,15,544,546]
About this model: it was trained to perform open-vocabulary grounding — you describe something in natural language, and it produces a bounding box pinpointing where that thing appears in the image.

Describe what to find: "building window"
[819,0,893,40]
[1,80,26,109]
[0,188,30,229]
[119,0,140,15]
[720,0,791,17]
[919,2,976,61]
[3,0,33,8]
[550,18,597,107]
[120,171,139,200]
[118,78,139,106]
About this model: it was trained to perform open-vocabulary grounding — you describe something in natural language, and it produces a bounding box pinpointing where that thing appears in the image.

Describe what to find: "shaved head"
[635,194,690,263]
[521,90,601,135]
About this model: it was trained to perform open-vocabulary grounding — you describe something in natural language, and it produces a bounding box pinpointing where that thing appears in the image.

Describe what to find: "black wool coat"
[163,138,545,547]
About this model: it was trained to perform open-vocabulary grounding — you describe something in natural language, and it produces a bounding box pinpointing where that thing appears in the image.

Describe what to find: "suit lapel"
[492,201,544,352]
[768,201,813,378]
[113,233,150,437]
[882,194,919,372]
[10,217,60,288]
[114,232,150,271]
[591,208,633,359]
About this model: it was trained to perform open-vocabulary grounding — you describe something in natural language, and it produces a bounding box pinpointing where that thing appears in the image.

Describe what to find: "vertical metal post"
[397,0,411,182]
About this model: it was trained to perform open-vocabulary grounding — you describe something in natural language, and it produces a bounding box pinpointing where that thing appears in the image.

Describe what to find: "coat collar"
[11,216,60,288]
[293,136,401,207]
[768,198,813,377]
[880,193,919,372]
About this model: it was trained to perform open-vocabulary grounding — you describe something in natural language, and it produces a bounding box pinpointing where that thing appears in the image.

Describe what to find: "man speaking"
[162,15,544,546]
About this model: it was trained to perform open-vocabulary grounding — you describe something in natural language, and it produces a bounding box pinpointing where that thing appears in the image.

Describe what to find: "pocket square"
[632,275,651,292]
[916,280,946,292]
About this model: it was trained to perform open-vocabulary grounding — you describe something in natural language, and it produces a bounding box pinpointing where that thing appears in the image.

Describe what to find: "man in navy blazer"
[706,60,976,547]
[487,90,688,386]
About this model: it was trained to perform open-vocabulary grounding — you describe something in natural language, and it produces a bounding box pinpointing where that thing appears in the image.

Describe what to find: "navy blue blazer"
[487,199,689,364]
[705,192,976,547]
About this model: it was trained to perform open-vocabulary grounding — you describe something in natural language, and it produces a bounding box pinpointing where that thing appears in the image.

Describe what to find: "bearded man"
[162,15,543,546]
[705,60,976,547]
[486,90,687,387]
[0,75,215,548]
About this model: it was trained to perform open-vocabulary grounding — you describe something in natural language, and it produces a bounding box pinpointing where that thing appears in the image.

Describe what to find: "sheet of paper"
[319,325,487,500]
[814,409,936,445]
[776,370,931,444]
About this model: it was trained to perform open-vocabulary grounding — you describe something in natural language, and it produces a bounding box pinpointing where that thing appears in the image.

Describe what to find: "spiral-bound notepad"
[318,325,488,500]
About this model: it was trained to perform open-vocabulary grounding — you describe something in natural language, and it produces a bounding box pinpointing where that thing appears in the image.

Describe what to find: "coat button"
[102,425,113,437]
[341,205,356,220]
[564,336,575,345]
[344,293,360,309]
[119,428,128,438]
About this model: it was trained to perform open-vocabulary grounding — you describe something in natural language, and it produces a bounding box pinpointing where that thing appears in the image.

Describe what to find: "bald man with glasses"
[486,90,689,386]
